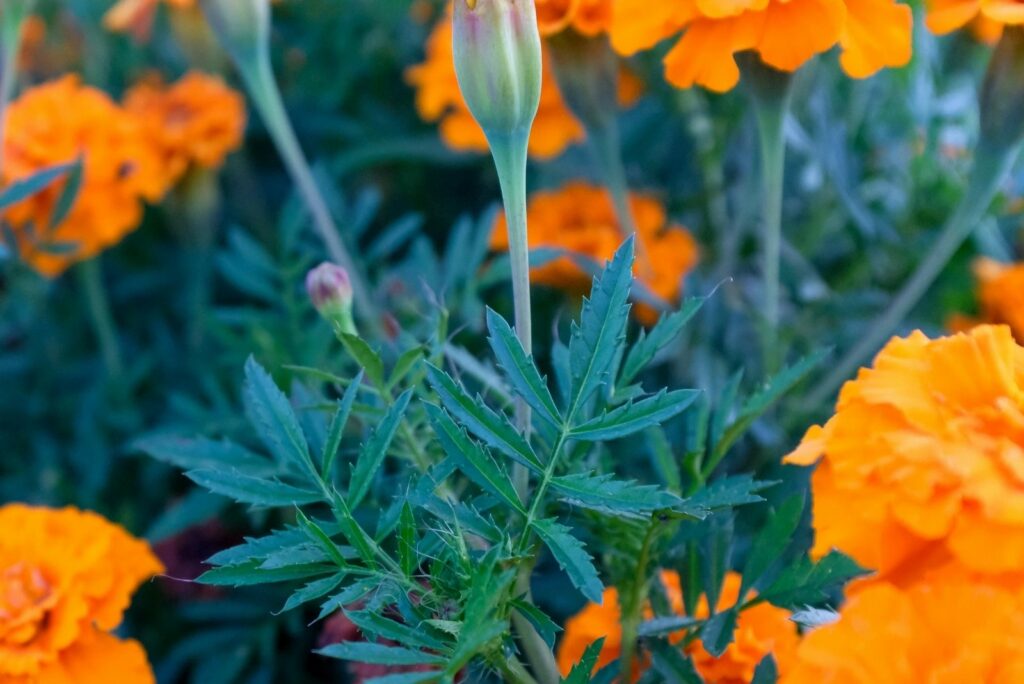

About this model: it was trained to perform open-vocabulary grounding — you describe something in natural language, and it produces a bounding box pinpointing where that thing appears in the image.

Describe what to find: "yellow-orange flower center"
[0,563,57,648]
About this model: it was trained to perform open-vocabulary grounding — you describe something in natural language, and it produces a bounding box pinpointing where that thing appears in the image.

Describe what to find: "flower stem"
[741,57,793,374]
[489,130,533,498]
[511,569,561,684]
[809,140,1018,407]
[619,521,657,681]
[78,258,123,380]
[241,54,373,319]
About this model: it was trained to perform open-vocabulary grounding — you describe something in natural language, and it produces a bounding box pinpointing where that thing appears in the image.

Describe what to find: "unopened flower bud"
[453,0,542,143]
[199,0,269,70]
[306,262,356,336]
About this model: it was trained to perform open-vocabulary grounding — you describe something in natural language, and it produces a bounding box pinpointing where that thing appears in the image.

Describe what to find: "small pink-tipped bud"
[453,0,542,143]
[306,262,356,335]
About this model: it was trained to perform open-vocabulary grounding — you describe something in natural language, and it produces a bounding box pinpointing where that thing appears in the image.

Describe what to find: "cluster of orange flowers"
[2,71,244,276]
[0,504,163,684]
[407,2,642,160]
[491,182,699,324]
[782,324,1024,680]
[558,572,799,680]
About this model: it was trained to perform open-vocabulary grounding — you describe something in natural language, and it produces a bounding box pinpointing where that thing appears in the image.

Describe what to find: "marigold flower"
[786,325,1024,582]
[782,579,1024,683]
[124,71,246,190]
[2,76,166,276]
[608,0,913,92]
[951,258,1024,342]
[0,504,163,683]
[557,572,798,682]
[491,182,699,323]
[535,0,613,36]
[926,0,1024,37]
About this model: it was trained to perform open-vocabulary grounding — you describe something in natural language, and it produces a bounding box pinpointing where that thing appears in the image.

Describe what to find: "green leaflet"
[322,370,363,476]
[426,363,543,472]
[532,518,604,603]
[567,238,635,420]
[317,642,446,666]
[620,297,705,387]
[426,405,525,514]
[485,307,562,427]
[242,356,317,480]
[185,469,321,507]
[348,388,412,508]
[569,389,701,441]
[550,472,681,517]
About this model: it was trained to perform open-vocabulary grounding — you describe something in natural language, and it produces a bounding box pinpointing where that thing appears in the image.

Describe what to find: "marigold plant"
[0,504,163,684]
[2,75,166,276]
[491,181,699,323]
[608,0,914,92]
[124,71,246,190]
[558,572,798,681]
[787,324,1024,582]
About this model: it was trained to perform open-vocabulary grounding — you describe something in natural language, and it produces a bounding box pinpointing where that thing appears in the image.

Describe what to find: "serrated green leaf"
[648,640,703,684]
[533,518,604,603]
[485,308,562,427]
[281,574,346,613]
[330,490,379,567]
[0,162,75,211]
[389,346,425,391]
[646,427,681,495]
[197,561,333,586]
[49,158,84,230]
[700,608,737,657]
[206,526,322,567]
[752,655,778,684]
[637,616,701,638]
[447,550,514,673]
[398,502,417,577]
[713,350,828,463]
[426,364,543,473]
[569,389,701,441]
[323,371,363,476]
[621,297,705,386]
[550,472,681,517]
[563,638,606,684]
[317,642,446,665]
[348,389,412,508]
[567,238,635,420]
[364,673,439,684]
[760,551,869,608]
[185,469,321,507]
[134,435,271,473]
[677,475,776,519]
[340,334,385,387]
[740,495,805,597]
[243,357,316,479]
[296,509,351,568]
[345,610,448,651]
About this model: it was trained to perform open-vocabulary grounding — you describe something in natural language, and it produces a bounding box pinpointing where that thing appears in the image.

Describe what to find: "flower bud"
[306,262,356,336]
[198,0,269,70]
[452,0,542,143]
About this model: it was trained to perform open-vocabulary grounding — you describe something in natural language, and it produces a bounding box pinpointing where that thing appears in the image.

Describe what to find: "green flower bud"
[452,0,542,143]
[306,262,356,336]
[198,0,270,70]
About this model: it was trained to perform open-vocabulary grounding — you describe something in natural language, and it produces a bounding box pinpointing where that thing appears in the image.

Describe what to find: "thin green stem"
[489,131,533,499]
[808,140,1019,407]
[511,569,561,684]
[741,57,793,374]
[492,651,541,684]
[589,122,637,237]
[78,259,124,380]
[242,55,373,319]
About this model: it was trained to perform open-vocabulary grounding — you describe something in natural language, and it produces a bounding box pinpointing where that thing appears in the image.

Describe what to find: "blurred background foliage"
[2,1,1023,682]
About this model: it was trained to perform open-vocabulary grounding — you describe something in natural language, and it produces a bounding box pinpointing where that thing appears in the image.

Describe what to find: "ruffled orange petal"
[840,0,913,79]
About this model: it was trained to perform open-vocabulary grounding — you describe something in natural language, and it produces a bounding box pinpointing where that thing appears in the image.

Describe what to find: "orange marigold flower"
[0,504,163,684]
[2,75,166,277]
[971,258,1024,342]
[491,182,699,324]
[557,572,798,682]
[782,579,1024,683]
[536,0,613,36]
[407,12,584,159]
[124,71,246,190]
[926,0,1024,37]
[609,0,913,92]
[786,325,1024,583]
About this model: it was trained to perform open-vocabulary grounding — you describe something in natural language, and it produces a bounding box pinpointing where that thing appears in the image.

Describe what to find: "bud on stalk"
[307,262,356,337]
[453,0,542,145]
